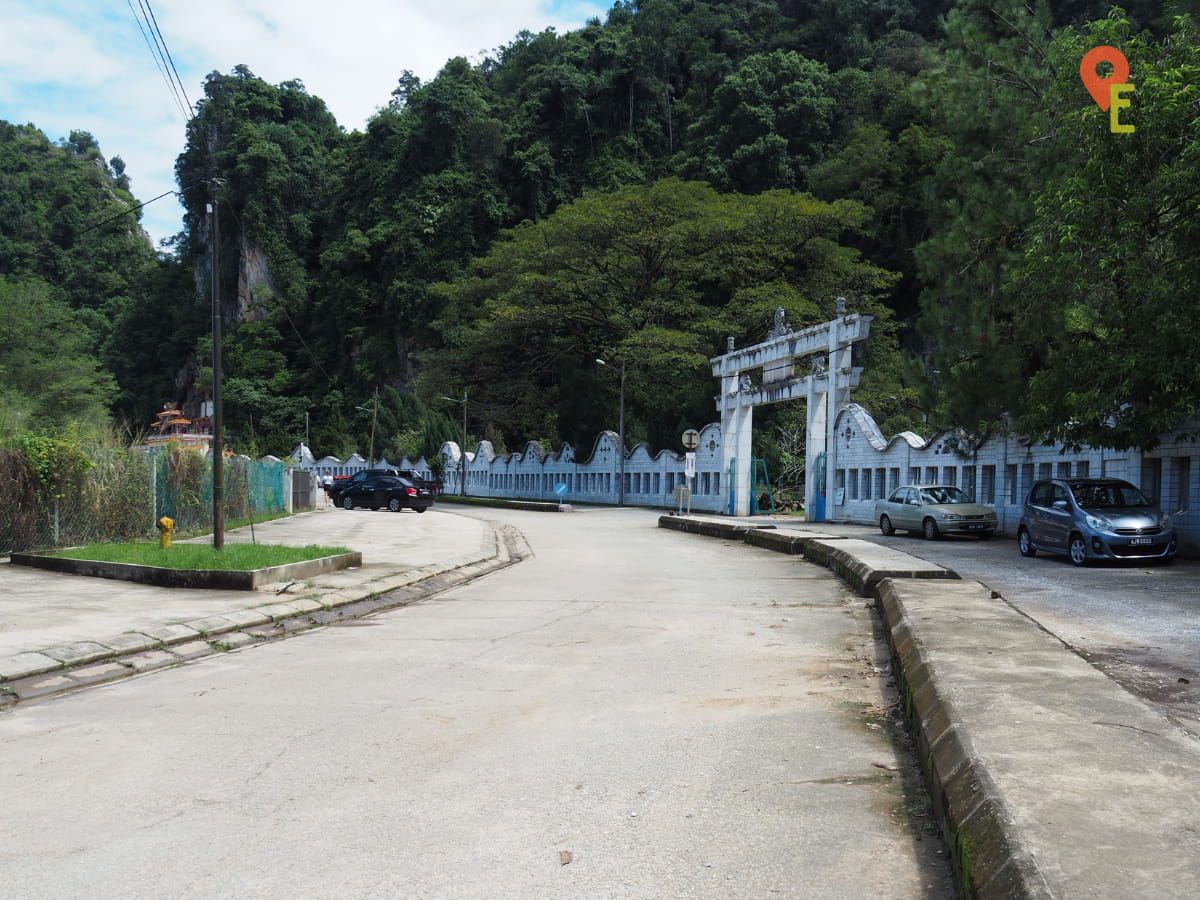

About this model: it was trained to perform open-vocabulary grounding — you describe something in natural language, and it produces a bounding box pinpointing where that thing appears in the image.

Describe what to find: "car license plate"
[967,524,986,530]
[1129,537,1152,545]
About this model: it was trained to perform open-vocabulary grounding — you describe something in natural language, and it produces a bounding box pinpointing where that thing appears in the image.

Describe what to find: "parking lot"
[775,519,1200,736]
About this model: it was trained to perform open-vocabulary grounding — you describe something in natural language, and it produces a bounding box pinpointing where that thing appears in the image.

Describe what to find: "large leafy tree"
[0,122,181,429]
[421,179,898,450]
[1011,13,1200,450]
[910,0,1063,446]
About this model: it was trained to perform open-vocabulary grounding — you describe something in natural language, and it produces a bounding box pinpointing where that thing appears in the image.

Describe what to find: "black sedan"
[327,467,402,504]
[338,475,434,513]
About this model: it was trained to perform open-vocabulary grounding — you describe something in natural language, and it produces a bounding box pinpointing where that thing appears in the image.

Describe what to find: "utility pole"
[209,179,224,550]
[356,392,379,467]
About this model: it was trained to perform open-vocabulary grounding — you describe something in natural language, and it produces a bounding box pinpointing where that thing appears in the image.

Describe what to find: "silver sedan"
[874,484,999,540]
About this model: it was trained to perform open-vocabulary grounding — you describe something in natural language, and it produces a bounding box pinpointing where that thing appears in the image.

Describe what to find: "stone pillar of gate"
[717,341,755,517]
[805,361,827,517]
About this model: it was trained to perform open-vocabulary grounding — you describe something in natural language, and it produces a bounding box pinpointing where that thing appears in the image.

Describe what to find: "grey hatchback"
[1017,478,1177,566]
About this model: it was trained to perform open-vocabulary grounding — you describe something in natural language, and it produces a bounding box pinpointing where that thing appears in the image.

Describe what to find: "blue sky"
[0,1,612,249]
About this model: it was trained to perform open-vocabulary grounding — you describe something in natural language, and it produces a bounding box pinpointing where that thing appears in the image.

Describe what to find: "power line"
[74,185,196,240]
[127,0,193,121]
[10,181,203,262]
[126,0,188,121]
[140,0,194,114]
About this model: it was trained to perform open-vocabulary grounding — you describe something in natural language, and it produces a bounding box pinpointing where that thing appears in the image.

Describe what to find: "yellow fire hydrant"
[156,516,176,549]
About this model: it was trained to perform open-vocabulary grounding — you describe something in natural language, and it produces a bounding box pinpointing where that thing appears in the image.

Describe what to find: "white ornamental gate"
[710,301,872,517]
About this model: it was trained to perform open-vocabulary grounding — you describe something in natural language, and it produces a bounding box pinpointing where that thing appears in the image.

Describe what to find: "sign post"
[682,429,699,516]
[672,482,691,518]
[683,451,696,515]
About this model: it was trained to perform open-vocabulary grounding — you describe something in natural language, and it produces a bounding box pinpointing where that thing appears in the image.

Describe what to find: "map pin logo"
[1080,46,1130,111]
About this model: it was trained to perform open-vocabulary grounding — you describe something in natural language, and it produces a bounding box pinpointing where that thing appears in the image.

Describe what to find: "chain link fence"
[1,446,288,554]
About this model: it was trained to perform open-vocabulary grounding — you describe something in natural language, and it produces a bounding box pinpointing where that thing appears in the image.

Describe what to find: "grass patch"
[52,542,352,571]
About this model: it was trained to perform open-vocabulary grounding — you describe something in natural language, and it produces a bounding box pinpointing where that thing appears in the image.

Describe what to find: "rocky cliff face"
[237,235,274,322]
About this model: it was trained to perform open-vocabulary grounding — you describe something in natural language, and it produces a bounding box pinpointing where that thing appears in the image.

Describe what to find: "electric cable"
[139,0,194,115]
[126,0,189,121]
[126,0,193,121]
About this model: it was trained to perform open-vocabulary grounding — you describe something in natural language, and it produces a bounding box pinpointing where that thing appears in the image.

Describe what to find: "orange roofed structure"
[143,402,213,451]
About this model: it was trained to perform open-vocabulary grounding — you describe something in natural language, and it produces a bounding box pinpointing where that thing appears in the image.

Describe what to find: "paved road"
[0,508,954,899]
[776,519,1200,736]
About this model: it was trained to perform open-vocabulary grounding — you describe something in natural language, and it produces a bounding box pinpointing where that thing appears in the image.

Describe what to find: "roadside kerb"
[660,516,957,595]
[657,514,778,541]
[880,577,1200,899]
[659,514,1200,898]
[438,497,572,513]
[9,550,363,590]
[880,579,1051,899]
[0,522,529,709]
[801,537,959,596]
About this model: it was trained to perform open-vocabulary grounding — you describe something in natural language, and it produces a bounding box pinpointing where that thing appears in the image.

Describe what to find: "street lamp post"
[596,359,625,505]
[441,392,468,496]
[355,392,379,468]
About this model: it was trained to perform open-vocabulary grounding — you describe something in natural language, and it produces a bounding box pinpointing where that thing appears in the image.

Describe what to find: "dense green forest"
[2,0,1197,468]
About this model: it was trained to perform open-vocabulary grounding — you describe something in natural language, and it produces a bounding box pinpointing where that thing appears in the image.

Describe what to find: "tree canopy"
[420,179,899,449]
[3,0,1194,462]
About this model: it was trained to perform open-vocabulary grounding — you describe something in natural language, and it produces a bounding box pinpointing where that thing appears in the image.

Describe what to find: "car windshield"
[1070,482,1150,509]
[920,486,971,505]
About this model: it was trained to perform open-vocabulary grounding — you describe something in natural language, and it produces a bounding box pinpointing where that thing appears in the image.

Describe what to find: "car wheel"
[341,496,354,510]
[388,498,402,512]
[415,506,427,513]
[922,517,940,540]
[1018,528,1036,557]
[1068,534,1089,567]
[879,515,895,536]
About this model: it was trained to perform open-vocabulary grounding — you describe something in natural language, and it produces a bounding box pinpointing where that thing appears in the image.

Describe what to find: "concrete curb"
[9,549,363,590]
[801,537,959,596]
[0,522,531,709]
[438,497,572,513]
[657,513,777,541]
[660,515,957,595]
[877,579,1052,899]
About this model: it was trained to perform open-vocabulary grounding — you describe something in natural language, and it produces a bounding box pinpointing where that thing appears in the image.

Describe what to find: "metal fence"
[1,446,289,554]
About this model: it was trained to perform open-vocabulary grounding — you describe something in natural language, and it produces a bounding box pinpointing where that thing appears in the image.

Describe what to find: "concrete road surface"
[0,507,952,898]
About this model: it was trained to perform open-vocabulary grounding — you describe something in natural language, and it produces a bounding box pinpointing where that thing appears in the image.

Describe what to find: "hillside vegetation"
[2,0,1195,466]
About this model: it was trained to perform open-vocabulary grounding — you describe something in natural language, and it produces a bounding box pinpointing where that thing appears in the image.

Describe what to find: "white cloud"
[0,0,609,248]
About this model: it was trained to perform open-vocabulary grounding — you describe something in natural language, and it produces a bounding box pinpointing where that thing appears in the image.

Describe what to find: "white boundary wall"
[298,405,1200,552]
[830,403,1200,553]
[300,426,728,513]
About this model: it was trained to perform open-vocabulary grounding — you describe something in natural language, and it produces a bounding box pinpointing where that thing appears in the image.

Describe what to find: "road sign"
[681,428,700,451]
[554,482,568,499]
[684,452,696,479]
